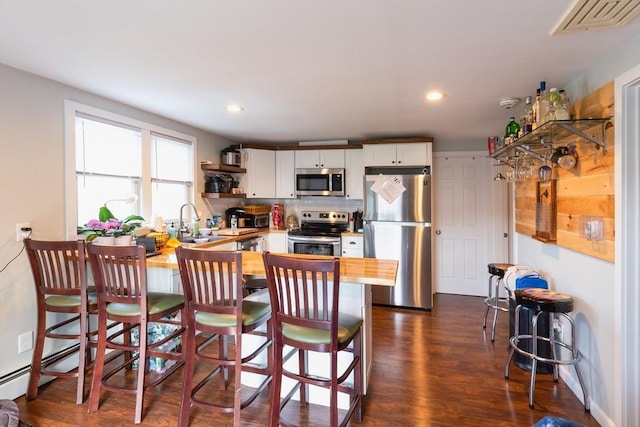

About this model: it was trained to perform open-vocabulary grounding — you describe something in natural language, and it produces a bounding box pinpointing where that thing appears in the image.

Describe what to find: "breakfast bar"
[146,249,398,287]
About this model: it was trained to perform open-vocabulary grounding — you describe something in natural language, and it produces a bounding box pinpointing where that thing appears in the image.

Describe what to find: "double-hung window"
[65,101,196,236]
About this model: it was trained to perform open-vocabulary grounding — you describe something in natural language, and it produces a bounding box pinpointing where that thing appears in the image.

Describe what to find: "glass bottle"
[520,96,533,135]
[230,215,238,234]
[505,117,520,145]
[531,89,540,130]
[536,81,549,127]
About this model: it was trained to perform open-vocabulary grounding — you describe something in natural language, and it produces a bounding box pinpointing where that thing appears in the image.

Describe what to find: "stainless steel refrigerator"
[363,166,432,310]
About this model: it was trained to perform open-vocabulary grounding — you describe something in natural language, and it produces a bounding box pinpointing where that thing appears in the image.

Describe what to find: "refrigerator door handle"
[364,220,431,227]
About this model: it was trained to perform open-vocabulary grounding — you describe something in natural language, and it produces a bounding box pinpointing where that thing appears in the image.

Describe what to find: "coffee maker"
[352,210,363,232]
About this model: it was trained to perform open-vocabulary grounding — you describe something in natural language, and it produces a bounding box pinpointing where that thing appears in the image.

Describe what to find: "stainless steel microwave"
[295,168,345,196]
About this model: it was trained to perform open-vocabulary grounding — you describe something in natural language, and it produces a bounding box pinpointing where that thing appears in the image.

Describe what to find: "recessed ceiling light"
[426,91,445,101]
[226,104,244,113]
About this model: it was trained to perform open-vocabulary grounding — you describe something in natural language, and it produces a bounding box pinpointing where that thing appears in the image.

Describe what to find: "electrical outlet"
[18,331,33,353]
[16,222,31,242]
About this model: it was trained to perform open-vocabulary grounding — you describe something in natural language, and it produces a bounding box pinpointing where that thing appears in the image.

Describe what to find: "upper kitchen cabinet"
[295,149,345,168]
[275,150,296,199]
[239,148,276,198]
[345,149,364,199]
[362,137,433,167]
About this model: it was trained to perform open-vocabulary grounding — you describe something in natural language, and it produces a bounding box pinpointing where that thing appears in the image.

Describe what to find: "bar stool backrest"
[175,247,243,325]
[262,252,340,352]
[25,238,87,299]
[87,243,147,307]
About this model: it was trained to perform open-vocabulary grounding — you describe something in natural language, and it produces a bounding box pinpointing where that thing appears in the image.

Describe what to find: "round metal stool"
[482,263,512,341]
[243,277,268,294]
[504,288,590,412]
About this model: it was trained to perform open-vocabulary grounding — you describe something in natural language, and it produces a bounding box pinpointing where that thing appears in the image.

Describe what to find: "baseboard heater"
[0,344,80,388]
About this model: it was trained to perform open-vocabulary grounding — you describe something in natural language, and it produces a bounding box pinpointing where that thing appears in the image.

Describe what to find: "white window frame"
[64,100,197,239]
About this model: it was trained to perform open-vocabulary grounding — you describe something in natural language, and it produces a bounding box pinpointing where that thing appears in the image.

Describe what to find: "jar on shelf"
[554,90,570,120]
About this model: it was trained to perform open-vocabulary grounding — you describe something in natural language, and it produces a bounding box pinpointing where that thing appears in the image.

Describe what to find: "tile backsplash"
[202,197,363,225]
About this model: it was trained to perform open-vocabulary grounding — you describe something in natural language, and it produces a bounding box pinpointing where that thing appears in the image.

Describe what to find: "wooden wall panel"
[514,81,615,262]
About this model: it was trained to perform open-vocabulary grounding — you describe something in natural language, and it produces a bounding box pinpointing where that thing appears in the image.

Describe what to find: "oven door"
[287,235,341,256]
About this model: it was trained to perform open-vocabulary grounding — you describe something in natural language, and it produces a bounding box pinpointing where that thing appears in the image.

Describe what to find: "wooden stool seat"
[87,243,186,424]
[488,263,513,278]
[505,289,589,412]
[175,248,272,427]
[262,251,363,427]
[24,238,96,405]
[518,288,574,313]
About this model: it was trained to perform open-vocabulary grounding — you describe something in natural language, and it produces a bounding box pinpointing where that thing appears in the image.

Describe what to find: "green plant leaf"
[98,206,116,222]
[123,214,145,223]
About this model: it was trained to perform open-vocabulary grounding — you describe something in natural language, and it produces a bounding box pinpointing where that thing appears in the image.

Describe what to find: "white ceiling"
[1,0,639,148]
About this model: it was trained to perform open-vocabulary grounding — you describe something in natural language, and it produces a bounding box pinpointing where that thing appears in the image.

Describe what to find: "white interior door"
[433,152,508,296]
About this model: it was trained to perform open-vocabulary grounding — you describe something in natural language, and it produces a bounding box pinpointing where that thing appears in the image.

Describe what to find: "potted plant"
[77,203,145,245]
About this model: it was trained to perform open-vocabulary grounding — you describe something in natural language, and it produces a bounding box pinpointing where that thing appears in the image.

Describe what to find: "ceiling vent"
[552,0,640,35]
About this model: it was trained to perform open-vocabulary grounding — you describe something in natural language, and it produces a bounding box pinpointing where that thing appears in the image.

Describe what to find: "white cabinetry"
[363,142,432,167]
[267,231,288,253]
[295,149,345,168]
[344,149,364,200]
[275,150,296,198]
[239,148,275,198]
[341,234,363,257]
[148,268,183,294]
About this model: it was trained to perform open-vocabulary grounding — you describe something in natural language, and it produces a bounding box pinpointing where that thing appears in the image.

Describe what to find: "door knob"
[435,230,441,235]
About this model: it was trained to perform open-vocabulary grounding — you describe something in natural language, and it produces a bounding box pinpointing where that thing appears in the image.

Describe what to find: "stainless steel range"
[287,210,349,256]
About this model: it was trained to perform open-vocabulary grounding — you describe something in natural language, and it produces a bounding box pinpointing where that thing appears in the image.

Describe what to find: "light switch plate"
[16,222,31,242]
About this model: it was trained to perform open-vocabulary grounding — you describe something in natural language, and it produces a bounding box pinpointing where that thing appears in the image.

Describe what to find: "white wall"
[0,64,233,397]
[513,32,640,427]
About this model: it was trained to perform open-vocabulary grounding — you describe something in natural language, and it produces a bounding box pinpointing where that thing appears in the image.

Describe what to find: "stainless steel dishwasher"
[236,235,265,252]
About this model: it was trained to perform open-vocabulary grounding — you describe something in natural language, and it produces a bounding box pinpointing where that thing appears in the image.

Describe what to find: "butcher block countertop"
[147,250,398,287]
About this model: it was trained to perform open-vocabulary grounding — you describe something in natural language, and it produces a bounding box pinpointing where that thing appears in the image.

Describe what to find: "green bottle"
[505,117,520,142]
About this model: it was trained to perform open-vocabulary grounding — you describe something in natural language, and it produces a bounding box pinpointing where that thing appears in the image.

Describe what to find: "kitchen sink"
[179,236,226,243]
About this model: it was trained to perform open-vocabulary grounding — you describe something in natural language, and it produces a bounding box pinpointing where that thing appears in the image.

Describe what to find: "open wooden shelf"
[201,192,246,199]
[200,163,246,174]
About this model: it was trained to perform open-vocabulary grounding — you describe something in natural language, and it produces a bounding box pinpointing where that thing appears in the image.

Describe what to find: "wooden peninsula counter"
[146,249,398,287]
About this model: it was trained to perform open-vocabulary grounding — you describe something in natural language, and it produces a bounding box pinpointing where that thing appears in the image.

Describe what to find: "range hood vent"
[552,0,640,34]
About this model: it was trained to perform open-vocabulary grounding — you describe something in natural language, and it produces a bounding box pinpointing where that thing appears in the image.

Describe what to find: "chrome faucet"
[178,203,200,241]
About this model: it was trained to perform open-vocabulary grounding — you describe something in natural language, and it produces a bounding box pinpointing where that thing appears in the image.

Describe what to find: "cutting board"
[217,228,259,236]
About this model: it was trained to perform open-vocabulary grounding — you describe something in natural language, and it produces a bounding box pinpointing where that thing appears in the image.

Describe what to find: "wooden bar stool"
[262,251,363,427]
[505,288,590,412]
[86,243,186,424]
[482,263,512,341]
[175,247,272,427]
[23,238,95,405]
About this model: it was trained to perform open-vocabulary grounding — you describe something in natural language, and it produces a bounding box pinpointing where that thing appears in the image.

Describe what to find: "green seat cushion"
[46,293,98,307]
[106,292,184,316]
[282,312,362,345]
[195,300,270,328]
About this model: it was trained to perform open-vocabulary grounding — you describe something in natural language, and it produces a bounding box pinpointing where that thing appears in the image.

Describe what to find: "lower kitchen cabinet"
[148,267,183,294]
[267,230,288,253]
[341,233,363,257]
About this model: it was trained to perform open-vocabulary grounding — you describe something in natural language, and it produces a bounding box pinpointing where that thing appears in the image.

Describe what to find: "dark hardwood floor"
[15,294,599,426]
